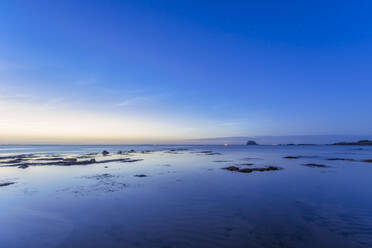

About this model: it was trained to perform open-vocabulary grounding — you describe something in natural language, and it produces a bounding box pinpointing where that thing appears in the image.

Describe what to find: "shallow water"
[1,145,372,248]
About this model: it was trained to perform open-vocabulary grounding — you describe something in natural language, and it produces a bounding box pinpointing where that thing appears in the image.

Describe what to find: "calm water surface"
[1,145,372,248]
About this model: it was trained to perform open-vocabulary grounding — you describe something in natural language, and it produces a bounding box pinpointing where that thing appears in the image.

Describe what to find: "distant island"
[246,140,258,145]
[333,140,372,146]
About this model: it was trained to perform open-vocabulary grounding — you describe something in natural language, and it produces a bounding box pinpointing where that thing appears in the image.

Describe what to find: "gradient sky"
[1,1,372,144]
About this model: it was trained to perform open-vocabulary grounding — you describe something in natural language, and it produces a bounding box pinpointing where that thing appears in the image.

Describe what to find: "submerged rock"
[102,150,110,156]
[303,163,329,168]
[18,164,29,169]
[84,173,114,180]
[362,160,372,163]
[284,156,301,159]
[326,158,355,161]
[195,151,222,155]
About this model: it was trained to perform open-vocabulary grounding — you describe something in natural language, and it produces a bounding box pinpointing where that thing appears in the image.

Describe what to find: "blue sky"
[1,1,372,143]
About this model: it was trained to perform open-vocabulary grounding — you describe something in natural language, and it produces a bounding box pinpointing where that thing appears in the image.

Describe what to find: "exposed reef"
[0,152,143,168]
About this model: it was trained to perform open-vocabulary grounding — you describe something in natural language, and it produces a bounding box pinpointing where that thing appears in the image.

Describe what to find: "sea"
[1,144,372,248]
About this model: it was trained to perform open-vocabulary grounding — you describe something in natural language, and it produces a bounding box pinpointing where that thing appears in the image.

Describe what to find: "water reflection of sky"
[1,145,372,248]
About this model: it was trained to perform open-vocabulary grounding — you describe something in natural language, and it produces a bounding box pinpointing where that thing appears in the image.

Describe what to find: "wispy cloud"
[115,96,152,107]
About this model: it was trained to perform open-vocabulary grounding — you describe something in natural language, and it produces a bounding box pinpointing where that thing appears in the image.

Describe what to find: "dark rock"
[196,151,222,155]
[284,156,301,159]
[102,150,110,156]
[237,168,254,173]
[64,158,77,162]
[0,154,36,160]
[246,140,258,145]
[0,158,23,164]
[61,158,96,166]
[128,150,136,153]
[0,182,15,187]
[141,150,151,153]
[62,158,78,165]
[134,174,147,177]
[34,157,64,161]
[240,163,254,166]
[223,166,281,173]
[362,160,372,163]
[333,140,372,146]
[223,166,240,171]
[18,164,29,169]
[77,159,96,165]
